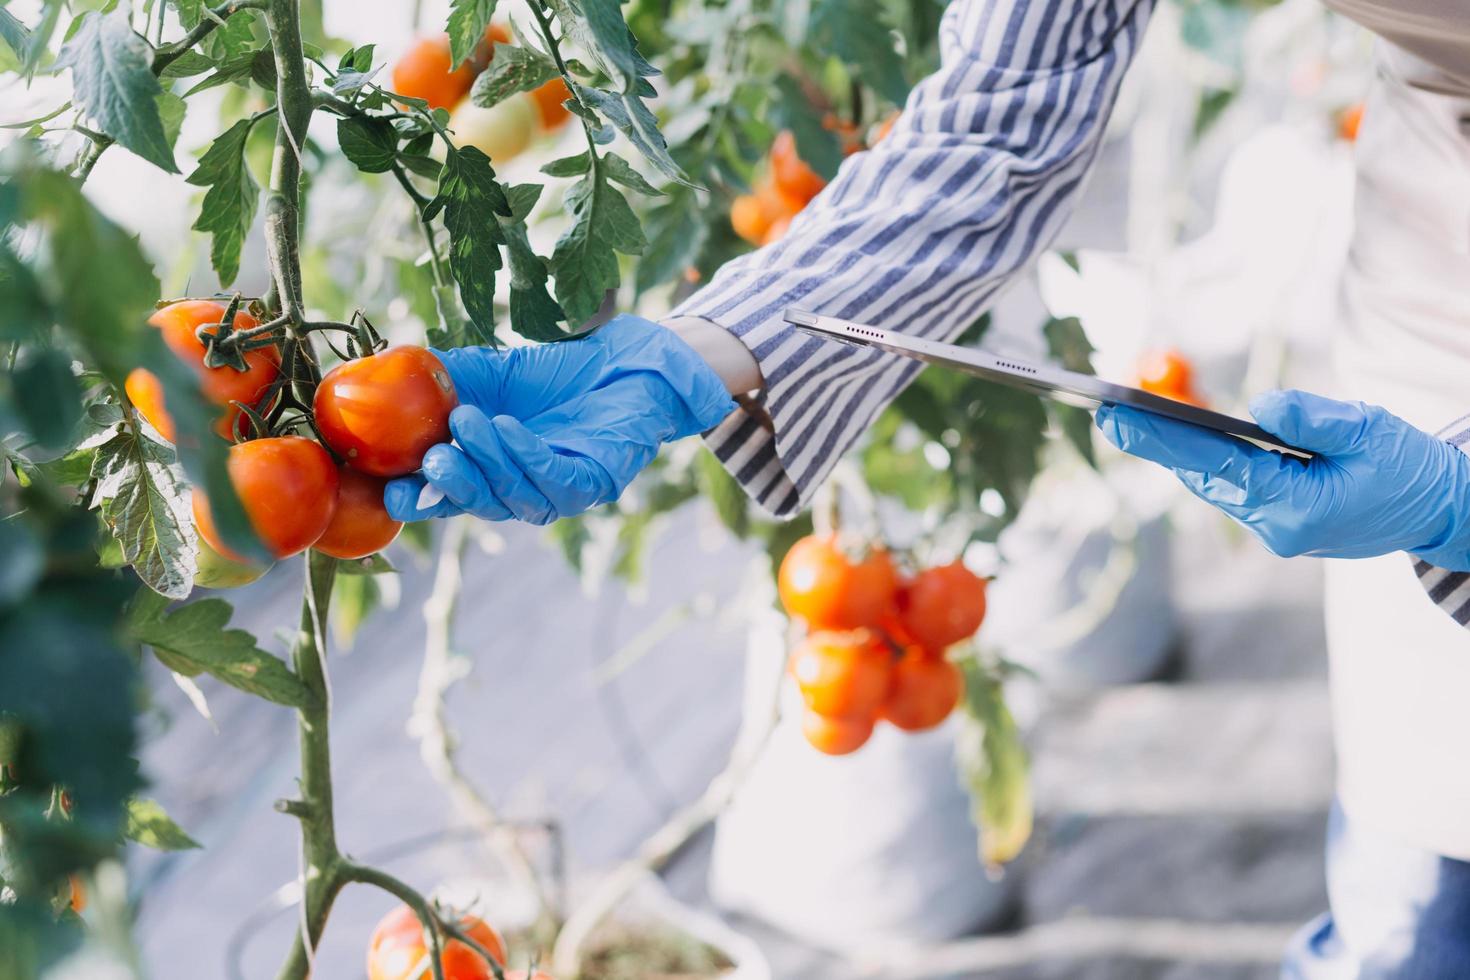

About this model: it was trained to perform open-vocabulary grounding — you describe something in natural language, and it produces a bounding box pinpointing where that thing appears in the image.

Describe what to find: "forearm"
[663,315,763,396]
[672,0,1158,517]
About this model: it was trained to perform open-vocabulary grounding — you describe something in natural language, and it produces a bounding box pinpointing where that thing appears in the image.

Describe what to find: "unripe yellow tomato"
[445,93,538,163]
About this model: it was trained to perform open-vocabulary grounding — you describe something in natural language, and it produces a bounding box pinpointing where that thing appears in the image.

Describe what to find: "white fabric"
[1327,40,1470,859]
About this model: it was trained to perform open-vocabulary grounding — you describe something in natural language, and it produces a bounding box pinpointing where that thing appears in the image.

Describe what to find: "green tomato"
[194,535,272,589]
[445,92,538,163]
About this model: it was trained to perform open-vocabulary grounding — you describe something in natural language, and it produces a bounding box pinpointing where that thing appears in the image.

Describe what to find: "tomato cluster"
[128,302,459,579]
[1134,349,1206,408]
[392,26,573,166]
[777,535,988,756]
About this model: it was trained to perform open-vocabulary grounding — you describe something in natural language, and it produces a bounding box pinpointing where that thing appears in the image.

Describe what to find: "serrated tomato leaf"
[337,114,397,174]
[575,85,691,186]
[550,170,646,326]
[470,42,557,107]
[548,0,654,90]
[125,590,316,709]
[90,425,196,599]
[634,190,706,295]
[430,145,510,344]
[446,0,498,69]
[55,9,179,173]
[186,118,259,288]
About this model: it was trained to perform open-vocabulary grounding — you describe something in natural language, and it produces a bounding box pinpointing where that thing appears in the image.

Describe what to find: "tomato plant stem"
[275,550,346,979]
[262,0,315,327]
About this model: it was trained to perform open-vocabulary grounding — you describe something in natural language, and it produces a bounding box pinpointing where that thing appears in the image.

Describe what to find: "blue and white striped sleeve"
[1414,417,1470,628]
[669,0,1157,518]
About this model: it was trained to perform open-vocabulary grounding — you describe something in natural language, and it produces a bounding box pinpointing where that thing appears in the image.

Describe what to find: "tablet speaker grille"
[995,360,1037,375]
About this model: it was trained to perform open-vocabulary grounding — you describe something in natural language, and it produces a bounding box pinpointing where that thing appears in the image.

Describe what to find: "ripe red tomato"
[192,437,339,561]
[392,36,477,110]
[128,300,280,442]
[314,347,458,478]
[777,535,898,630]
[789,629,893,720]
[366,904,507,980]
[896,562,988,652]
[313,467,403,560]
[881,652,964,732]
[801,710,874,756]
[530,77,573,130]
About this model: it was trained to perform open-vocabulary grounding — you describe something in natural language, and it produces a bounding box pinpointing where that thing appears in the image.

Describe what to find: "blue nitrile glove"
[384,314,736,525]
[1095,389,1470,569]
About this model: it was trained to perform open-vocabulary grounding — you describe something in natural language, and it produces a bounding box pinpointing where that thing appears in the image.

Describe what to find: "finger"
[447,405,557,524]
[431,345,504,408]
[420,443,514,521]
[1248,390,1371,456]
[1097,404,1266,479]
[489,415,618,517]
[384,473,465,522]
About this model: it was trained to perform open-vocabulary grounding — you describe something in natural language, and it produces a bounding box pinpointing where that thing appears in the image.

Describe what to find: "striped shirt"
[673,0,1156,517]
[672,0,1470,629]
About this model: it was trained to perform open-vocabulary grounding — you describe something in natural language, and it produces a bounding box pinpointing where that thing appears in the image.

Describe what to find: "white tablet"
[784,309,1311,458]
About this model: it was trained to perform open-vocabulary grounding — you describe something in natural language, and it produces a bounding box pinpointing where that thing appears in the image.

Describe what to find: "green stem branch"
[274,551,345,979]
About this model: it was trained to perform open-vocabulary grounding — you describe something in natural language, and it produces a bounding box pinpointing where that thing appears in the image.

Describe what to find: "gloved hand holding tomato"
[382,315,736,525]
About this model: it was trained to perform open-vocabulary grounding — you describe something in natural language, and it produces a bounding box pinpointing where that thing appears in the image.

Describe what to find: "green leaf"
[55,9,180,173]
[186,118,260,288]
[90,425,195,600]
[502,220,566,342]
[7,151,159,382]
[601,151,661,196]
[330,570,380,649]
[157,90,187,150]
[634,189,706,295]
[502,181,543,222]
[575,85,690,186]
[36,448,97,489]
[446,0,498,69]
[0,9,32,62]
[470,42,557,107]
[1042,315,1095,374]
[808,0,909,106]
[123,797,199,851]
[12,348,82,449]
[550,170,645,325]
[548,0,652,90]
[202,10,258,61]
[694,449,748,538]
[335,552,397,575]
[541,151,591,178]
[158,49,215,78]
[336,114,397,174]
[430,145,510,343]
[125,590,317,709]
[955,657,1032,869]
[772,74,843,180]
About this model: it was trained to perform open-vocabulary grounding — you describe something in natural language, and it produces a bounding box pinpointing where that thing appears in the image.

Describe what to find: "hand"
[384,315,735,525]
[1095,389,1470,569]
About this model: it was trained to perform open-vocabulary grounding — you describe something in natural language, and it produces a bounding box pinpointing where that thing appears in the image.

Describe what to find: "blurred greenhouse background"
[6,0,1374,975]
